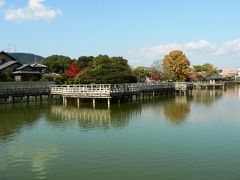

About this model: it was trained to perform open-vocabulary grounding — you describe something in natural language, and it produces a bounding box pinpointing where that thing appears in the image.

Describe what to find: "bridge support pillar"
[108,98,111,109]
[63,97,67,106]
[93,98,96,108]
[184,91,187,96]
[77,98,80,108]
[128,96,132,103]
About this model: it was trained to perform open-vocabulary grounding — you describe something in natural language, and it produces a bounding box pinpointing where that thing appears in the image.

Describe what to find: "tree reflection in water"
[162,96,191,125]
[0,102,47,141]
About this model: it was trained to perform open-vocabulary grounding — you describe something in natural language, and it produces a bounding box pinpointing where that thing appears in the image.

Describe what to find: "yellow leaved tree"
[162,50,191,81]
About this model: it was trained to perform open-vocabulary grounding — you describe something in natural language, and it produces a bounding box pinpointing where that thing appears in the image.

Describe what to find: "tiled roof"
[31,63,47,68]
[12,70,41,75]
[16,64,31,70]
[206,74,224,80]
[0,51,17,61]
[0,61,19,70]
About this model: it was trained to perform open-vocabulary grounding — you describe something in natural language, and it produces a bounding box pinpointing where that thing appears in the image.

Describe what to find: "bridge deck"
[50,82,194,99]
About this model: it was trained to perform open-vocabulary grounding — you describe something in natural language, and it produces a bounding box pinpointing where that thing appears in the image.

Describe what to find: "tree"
[190,71,204,82]
[201,63,217,77]
[150,68,161,81]
[151,60,162,73]
[192,63,218,78]
[133,66,151,82]
[64,61,80,78]
[3,69,13,81]
[77,56,94,69]
[162,50,191,81]
[42,55,71,73]
[74,55,137,84]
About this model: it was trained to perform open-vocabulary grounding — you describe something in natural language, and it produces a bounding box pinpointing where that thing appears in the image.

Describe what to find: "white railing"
[194,82,225,86]
[51,84,111,97]
[175,82,194,91]
[50,82,191,97]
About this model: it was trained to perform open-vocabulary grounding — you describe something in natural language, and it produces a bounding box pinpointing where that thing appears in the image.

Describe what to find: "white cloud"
[127,43,181,60]
[184,40,215,51]
[214,39,240,56]
[126,40,215,62]
[5,0,62,22]
[124,39,240,67]
[0,0,4,7]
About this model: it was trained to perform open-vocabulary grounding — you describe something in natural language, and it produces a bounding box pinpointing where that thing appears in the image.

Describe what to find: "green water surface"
[0,86,240,180]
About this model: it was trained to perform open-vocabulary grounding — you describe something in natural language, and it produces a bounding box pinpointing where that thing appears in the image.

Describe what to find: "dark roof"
[16,64,31,70]
[12,70,41,75]
[31,63,47,68]
[0,61,19,71]
[207,74,224,80]
[0,51,17,61]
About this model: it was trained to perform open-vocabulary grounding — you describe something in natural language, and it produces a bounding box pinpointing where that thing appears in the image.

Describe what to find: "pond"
[0,86,240,180]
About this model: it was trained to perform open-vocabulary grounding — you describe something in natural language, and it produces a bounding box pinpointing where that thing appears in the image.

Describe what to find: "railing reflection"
[46,104,142,130]
[0,88,230,141]
[192,89,223,106]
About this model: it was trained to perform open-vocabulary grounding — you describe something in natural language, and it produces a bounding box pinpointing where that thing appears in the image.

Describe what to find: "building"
[0,51,22,80]
[207,74,224,84]
[13,64,41,81]
[220,68,240,79]
[0,51,45,81]
[31,63,47,73]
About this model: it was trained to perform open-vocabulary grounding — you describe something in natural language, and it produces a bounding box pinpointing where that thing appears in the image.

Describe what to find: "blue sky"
[1,0,240,68]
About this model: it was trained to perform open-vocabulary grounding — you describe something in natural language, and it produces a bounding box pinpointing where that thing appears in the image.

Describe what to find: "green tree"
[192,65,203,72]
[133,66,151,82]
[192,63,218,77]
[42,55,71,73]
[3,69,13,81]
[162,50,191,81]
[74,55,137,84]
[77,56,94,69]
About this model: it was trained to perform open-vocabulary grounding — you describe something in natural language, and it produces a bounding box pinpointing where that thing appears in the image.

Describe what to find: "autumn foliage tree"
[162,50,191,81]
[64,61,80,78]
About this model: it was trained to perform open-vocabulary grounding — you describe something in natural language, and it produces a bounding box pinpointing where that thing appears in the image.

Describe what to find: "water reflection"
[192,90,223,106]
[0,103,46,141]
[6,144,60,179]
[46,104,142,130]
[223,85,240,98]
[0,88,228,141]
[162,96,191,125]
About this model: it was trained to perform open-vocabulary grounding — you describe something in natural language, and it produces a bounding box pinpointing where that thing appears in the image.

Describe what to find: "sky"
[0,0,240,68]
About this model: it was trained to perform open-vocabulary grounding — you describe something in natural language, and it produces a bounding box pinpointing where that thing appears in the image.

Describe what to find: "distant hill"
[9,53,45,64]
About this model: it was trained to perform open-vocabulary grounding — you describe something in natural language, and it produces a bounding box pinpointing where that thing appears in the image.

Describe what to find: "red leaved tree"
[150,73,161,81]
[64,61,80,78]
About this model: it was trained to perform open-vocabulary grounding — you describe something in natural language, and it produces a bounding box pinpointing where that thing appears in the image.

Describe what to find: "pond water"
[0,86,240,180]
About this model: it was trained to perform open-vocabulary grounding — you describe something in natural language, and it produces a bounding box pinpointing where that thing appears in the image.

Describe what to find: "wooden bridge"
[0,81,54,102]
[194,82,226,90]
[50,82,194,108]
